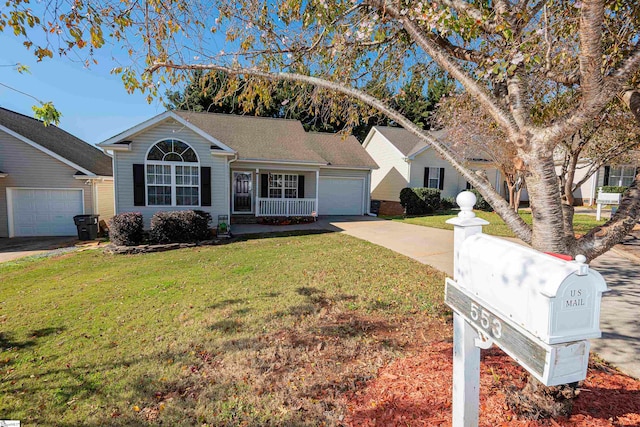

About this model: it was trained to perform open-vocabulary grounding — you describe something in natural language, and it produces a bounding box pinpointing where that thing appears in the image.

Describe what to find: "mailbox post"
[445,192,489,427]
[445,191,607,427]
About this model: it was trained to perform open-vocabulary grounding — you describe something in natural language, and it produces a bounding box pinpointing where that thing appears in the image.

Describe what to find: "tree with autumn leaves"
[5,0,639,260]
[3,0,640,416]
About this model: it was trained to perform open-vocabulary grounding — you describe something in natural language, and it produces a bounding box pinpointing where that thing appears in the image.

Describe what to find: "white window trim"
[426,167,442,189]
[268,173,298,199]
[145,139,201,207]
[608,166,636,187]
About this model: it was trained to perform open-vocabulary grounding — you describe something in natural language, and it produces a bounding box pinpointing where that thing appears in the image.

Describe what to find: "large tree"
[7,0,639,261]
[165,69,449,140]
[5,0,640,417]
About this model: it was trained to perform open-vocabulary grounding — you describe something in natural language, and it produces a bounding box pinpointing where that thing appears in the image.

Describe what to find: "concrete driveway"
[0,236,78,263]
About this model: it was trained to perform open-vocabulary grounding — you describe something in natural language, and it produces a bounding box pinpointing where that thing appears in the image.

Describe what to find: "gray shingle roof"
[306,132,378,169]
[174,111,328,164]
[0,107,112,176]
[372,126,450,158]
[374,126,427,157]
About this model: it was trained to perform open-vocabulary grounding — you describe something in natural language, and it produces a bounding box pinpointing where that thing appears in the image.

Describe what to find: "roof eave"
[321,165,377,170]
[98,111,236,155]
[238,158,327,166]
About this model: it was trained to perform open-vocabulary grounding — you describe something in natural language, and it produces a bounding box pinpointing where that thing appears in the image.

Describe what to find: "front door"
[233,171,253,213]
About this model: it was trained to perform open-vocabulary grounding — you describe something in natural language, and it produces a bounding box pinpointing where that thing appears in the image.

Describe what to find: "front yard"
[0,232,448,426]
[393,210,605,237]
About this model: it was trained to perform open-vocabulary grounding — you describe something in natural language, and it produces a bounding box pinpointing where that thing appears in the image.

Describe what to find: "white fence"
[256,198,316,217]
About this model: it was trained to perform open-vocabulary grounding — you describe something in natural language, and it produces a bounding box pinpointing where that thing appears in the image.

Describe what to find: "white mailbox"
[456,233,608,345]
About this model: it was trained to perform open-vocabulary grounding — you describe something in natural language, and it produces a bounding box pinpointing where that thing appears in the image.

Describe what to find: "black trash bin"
[73,214,100,240]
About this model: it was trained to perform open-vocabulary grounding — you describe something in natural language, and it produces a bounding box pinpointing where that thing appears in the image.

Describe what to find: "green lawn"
[0,232,448,426]
[392,210,606,237]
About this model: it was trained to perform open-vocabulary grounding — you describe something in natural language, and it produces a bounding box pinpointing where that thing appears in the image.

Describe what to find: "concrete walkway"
[235,216,640,379]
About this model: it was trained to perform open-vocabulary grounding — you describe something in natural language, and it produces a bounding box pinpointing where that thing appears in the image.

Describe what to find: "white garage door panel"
[11,189,83,236]
[319,178,364,215]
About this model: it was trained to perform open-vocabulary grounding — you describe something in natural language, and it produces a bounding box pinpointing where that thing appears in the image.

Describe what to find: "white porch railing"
[256,198,316,217]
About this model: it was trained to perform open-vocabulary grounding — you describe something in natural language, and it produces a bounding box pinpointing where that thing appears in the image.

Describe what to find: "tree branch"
[148,61,532,242]
[436,0,497,33]
[368,0,520,138]
[430,34,489,63]
[577,174,640,260]
[578,0,605,108]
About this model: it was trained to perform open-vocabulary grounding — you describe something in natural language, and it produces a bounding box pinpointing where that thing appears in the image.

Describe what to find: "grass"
[390,210,606,238]
[0,232,449,426]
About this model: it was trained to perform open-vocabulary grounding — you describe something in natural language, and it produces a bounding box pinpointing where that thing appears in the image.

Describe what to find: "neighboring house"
[98,111,377,225]
[363,126,501,211]
[0,108,114,237]
[555,163,638,206]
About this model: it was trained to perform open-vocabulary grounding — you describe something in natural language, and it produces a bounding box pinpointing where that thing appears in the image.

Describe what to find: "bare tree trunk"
[522,148,568,252]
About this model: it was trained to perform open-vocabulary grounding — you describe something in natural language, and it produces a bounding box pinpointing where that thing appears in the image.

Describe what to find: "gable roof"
[0,107,112,176]
[173,111,328,164]
[306,132,378,169]
[371,126,452,159]
[102,110,377,169]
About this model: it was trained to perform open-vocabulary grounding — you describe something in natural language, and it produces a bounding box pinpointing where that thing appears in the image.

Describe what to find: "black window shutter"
[298,175,305,198]
[133,164,145,206]
[603,166,610,186]
[424,168,430,188]
[201,167,211,206]
[439,168,445,190]
[466,181,472,190]
[261,174,268,198]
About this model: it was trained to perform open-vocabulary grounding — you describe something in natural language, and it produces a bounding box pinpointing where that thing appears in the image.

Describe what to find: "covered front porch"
[231,168,319,217]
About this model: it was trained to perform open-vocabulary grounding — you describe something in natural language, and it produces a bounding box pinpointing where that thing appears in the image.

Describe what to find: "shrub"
[399,187,441,215]
[469,189,493,211]
[600,186,627,194]
[149,210,212,243]
[440,196,457,210]
[109,212,144,246]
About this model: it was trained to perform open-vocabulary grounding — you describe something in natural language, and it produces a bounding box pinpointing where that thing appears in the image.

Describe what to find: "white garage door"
[10,189,83,237]
[319,177,364,215]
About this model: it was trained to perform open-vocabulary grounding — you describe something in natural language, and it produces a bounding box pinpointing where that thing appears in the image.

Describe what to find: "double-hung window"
[607,166,637,187]
[424,167,444,190]
[268,173,298,198]
[146,139,200,206]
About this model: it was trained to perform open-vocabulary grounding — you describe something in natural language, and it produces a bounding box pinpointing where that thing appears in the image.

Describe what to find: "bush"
[149,210,212,243]
[400,187,441,215]
[440,196,457,210]
[109,212,144,246]
[600,186,627,194]
[469,189,493,212]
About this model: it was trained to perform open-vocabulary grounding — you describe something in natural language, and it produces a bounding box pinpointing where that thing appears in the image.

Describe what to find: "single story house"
[554,163,637,206]
[363,126,501,213]
[98,111,378,225]
[0,107,114,237]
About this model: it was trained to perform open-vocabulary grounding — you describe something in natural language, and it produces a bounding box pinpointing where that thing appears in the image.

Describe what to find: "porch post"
[255,168,260,216]
[315,170,320,215]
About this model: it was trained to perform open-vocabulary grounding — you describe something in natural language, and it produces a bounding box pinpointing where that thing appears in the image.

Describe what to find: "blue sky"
[0,34,166,145]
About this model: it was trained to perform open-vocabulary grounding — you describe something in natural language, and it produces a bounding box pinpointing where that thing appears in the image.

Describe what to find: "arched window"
[146,139,200,206]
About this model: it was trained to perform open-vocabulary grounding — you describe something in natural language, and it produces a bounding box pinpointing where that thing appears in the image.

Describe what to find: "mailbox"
[456,234,608,345]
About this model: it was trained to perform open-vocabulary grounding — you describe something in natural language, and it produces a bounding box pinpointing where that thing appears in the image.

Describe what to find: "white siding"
[409,149,467,199]
[112,119,228,227]
[364,131,409,202]
[0,131,93,237]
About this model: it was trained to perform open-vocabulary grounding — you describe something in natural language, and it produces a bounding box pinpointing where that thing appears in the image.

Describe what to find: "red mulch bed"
[344,341,640,426]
